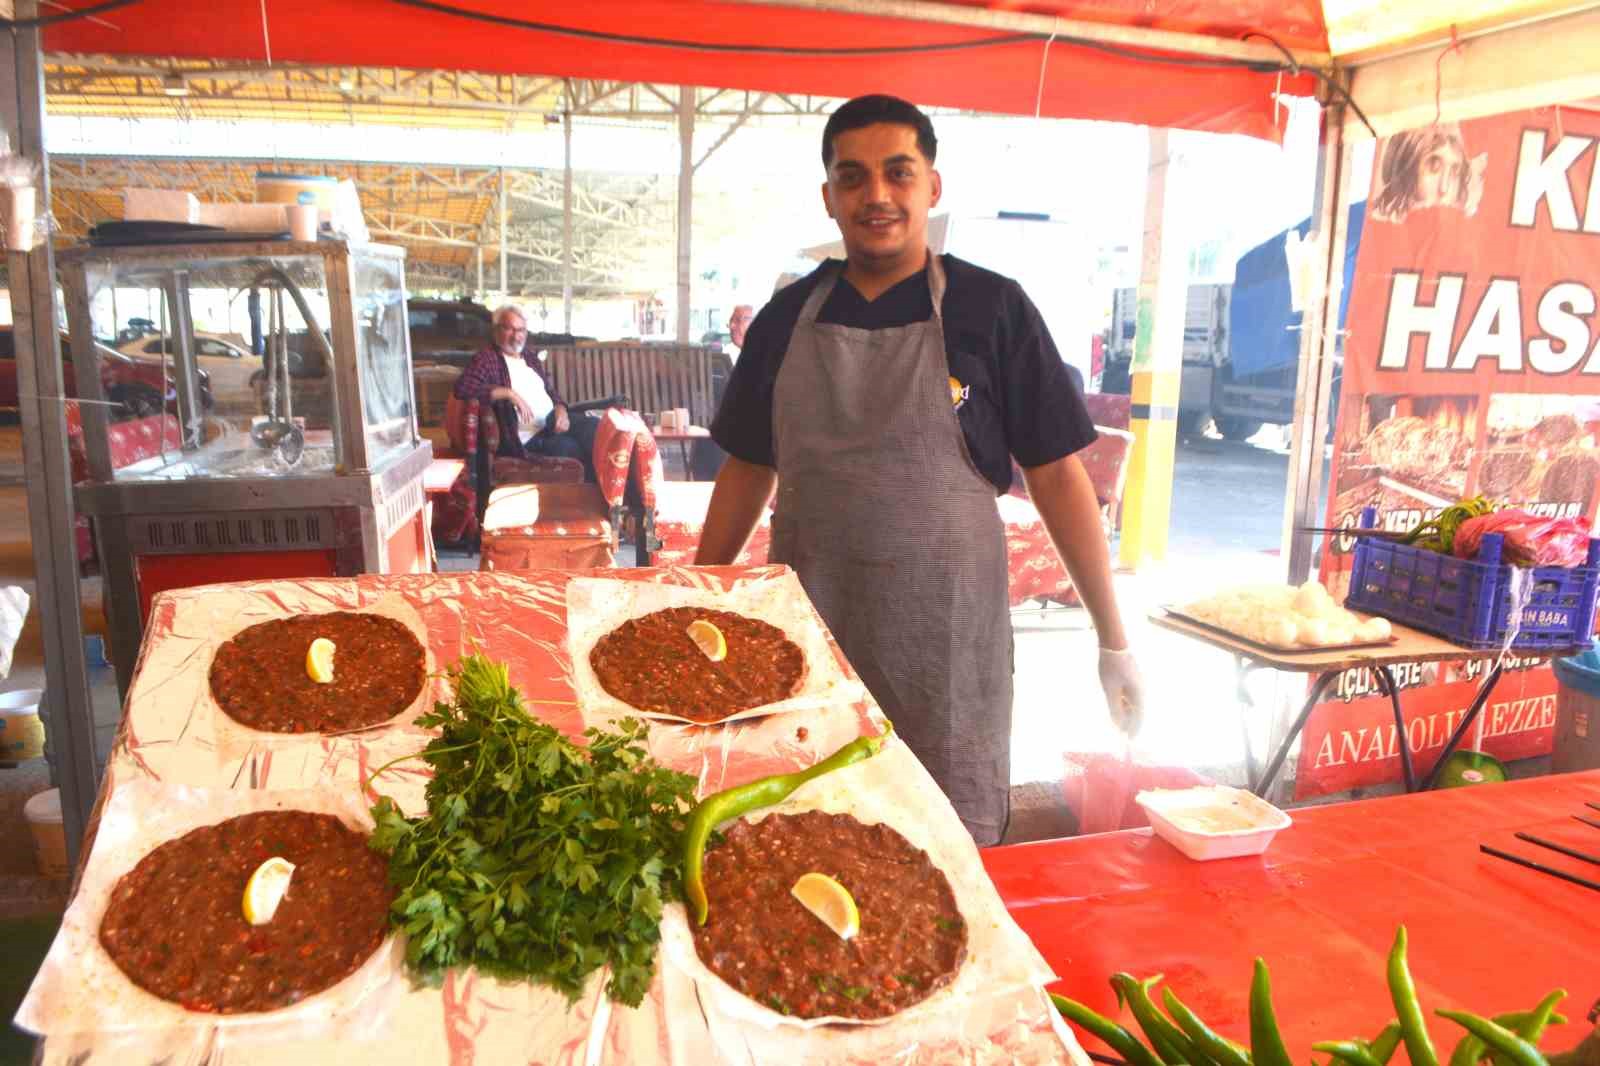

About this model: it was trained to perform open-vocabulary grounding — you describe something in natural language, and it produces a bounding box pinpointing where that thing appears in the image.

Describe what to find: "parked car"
[0,326,212,420]
[408,298,493,369]
[120,332,258,410]
[408,299,593,368]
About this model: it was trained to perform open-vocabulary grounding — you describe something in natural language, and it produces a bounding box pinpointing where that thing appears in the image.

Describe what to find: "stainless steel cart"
[60,238,433,694]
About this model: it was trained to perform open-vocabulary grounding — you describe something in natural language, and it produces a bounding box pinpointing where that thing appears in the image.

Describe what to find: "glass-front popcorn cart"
[60,238,432,693]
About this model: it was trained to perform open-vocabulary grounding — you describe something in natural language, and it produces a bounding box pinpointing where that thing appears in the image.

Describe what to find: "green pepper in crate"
[1405,497,1496,554]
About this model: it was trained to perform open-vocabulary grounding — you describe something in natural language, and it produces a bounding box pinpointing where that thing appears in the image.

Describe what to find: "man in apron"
[697,95,1142,845]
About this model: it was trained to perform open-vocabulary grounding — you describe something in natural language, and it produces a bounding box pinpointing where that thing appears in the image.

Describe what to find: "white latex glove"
[1098,647,1145,737]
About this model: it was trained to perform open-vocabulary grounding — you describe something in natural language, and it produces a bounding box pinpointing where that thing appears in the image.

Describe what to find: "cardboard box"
[122,187,198,224]
[195,201,288,231]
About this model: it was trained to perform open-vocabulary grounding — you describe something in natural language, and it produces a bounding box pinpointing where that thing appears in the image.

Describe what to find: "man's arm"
[528,353,569,430]
[1020,454,1128,650]
[694,456,777,565]
[452,349,500,402]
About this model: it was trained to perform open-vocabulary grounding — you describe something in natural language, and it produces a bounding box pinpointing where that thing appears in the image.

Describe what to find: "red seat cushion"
[479,483,615,571]
[651,481,771,567]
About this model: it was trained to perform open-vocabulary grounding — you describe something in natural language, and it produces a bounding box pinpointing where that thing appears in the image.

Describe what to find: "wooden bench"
[542,343,732,428]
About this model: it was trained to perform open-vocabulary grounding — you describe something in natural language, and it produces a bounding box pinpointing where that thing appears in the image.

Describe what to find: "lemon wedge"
[791,872,859,940]
[686,619,727,663]
[242,856,296,925]
[306,637,336,684]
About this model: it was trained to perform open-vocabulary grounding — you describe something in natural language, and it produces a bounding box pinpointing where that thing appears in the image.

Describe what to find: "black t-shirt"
[711,254,1097,493]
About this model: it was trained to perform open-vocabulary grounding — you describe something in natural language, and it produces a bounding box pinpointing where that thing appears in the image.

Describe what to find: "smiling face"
[493,310,528,356]
[821,123,941,277]
[1416,140,1465,208]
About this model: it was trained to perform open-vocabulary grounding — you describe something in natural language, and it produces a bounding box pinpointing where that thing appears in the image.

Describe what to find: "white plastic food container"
[1134,785,1292,861]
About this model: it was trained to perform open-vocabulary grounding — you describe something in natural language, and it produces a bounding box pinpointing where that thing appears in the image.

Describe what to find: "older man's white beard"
[499,338,527,357]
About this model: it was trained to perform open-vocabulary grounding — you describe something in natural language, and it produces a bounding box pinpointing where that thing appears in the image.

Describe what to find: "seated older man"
[452,303,595,478]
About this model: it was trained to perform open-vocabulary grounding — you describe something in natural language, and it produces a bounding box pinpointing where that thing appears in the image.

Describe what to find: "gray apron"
[769,255,1013,844]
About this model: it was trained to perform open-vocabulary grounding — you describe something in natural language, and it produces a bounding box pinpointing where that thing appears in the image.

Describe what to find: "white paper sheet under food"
[566,572,865,728]
[656,739,1087,1065]
[119,583,445,781]
[15,780,405,1044]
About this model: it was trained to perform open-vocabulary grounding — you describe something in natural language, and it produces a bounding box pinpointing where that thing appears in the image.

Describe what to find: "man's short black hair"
[821,94,937,168]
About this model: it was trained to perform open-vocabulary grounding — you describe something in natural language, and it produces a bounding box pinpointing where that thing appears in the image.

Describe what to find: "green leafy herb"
[840,985,870,1002]
[933,916,962,933]
[368,653,699,1006]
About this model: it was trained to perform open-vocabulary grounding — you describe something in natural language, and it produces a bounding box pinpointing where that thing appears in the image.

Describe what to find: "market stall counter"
[18,566,1084,1065]
[983,770,1600,1062]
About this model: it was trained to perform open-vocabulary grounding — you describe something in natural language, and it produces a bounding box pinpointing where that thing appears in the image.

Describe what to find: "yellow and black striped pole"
[1120,128,1186,571]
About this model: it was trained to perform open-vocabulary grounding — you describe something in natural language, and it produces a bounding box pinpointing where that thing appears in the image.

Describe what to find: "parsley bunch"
[369,653,699,1006]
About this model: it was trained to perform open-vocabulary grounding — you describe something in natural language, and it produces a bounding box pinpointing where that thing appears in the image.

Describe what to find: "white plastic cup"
[24,787,68,879]
[0,687,44,762]
[287,203,318,242]
[4,185,36,251]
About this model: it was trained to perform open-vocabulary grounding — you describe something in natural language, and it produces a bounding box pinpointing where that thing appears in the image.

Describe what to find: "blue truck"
[1101,202,1365,440]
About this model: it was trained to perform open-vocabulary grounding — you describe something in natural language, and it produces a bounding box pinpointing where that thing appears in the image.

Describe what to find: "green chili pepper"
[682,720,893,925]
[1112,974,1205,1066]
[1388,926,1440,1066]
[1370,1021,1404,1064]
[1446,995,1566,1066]
[1164,987,1254,1066]
[1250,959,1295,1066]
[1314,1041,1387,1066]
[1437,1011,1550,1066]
[1051,993,1166,1066]
[1483,994,1567,1066]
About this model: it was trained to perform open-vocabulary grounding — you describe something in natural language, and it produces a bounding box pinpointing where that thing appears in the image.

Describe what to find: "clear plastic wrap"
[34,567,1082,1064]
[16,780,404,1044]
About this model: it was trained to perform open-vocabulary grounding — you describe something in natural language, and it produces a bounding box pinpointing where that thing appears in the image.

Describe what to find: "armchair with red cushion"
[432,393,586,548]
[477,407,663,573]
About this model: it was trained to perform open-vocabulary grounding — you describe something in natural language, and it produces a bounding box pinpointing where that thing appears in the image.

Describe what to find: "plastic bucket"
[0,687,45,763]
[23,787,68,878]
[1552,650,1600,774]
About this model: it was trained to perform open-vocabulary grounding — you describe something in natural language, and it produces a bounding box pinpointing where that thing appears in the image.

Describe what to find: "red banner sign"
[1298,106,1600,798]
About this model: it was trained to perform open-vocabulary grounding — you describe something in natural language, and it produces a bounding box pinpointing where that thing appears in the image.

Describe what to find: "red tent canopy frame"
[44,0,1325,141]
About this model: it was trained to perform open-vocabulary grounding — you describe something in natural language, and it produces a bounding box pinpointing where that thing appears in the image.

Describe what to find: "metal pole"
[676,86,694,343]
[475,244,484,301]
[1281,98,1352,584]
[1118,128,1187,570]
[498,166,508,296]
[0,1,98,867]
[563,102,574,334]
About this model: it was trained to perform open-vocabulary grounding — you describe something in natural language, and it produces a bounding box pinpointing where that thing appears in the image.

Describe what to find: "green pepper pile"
[1405,497,1497,554]
[1052,926,1577,1066]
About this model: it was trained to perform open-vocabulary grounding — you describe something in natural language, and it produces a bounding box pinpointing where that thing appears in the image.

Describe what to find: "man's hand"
[493,386,538,428]
[1098,647,1144,736]
[551,404,570,434]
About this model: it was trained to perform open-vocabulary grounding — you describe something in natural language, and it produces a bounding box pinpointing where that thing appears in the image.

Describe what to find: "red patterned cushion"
[480,484,615,571]
[591,409,637,509]
[997,493,1079,608]
[627,421,663,511]
[651,481,771,567]
[1007,426,1132,539]
[1083,392,1131,431]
